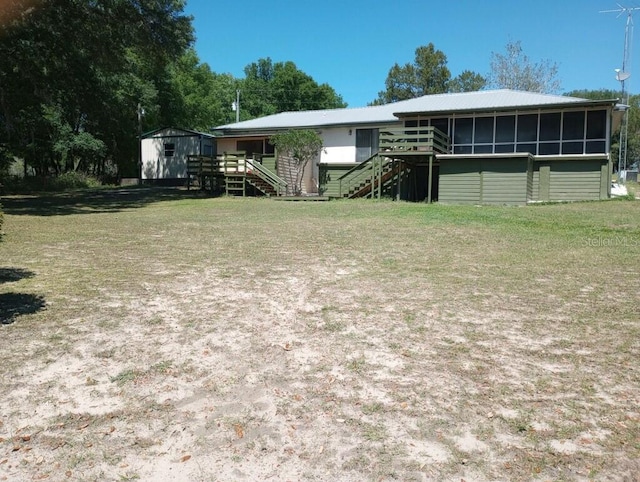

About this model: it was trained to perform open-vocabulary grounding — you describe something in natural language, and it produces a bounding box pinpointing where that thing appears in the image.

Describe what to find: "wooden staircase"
[189,152,287,197]
[347,160,403,198]
[246,174,279,196]
[333,154,408,199]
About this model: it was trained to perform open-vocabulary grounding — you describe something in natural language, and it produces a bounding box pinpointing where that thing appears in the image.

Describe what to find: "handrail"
[245,157,288,196]
[379,126,450,154]
[336,153,392,198]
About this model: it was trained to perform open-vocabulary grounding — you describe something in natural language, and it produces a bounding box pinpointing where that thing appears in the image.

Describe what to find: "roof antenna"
[601,4,640,174]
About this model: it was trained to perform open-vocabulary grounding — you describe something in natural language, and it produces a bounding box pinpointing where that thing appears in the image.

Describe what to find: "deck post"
[427,155,433,203]
[397,160,402,201]
[376,157,382,200]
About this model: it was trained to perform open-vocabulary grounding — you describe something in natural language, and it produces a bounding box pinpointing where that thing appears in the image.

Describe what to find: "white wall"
[319,127,356,164]
[216,138,237,155]
[141,129,214,180]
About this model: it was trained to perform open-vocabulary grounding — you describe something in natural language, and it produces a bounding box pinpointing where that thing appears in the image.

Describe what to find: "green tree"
[374,44,450,104]
[449,70,488,93]
[166,49,238,130]
[270,129,323,196]
[488,40,561,93]
[239,58,346,120]
[0,0,193,180]
[373,43,486,104]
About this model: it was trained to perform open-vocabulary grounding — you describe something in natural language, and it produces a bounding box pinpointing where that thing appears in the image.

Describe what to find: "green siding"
[531,169,540,201]
[548,161,603,201]
[531,157,609,202]
[600,161,611,199]
[439,156,528,205]
[262,156,276,173]
[439,159,481,204]
[538,164,550,201]
[481,159,528,205]
[319,164,355,197]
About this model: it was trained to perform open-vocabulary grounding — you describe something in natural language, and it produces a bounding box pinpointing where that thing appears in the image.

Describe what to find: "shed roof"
[142,127,215,139]
[214,90,618,133]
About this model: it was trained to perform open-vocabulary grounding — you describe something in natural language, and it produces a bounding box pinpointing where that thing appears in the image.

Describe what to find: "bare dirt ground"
[1,190,639,481]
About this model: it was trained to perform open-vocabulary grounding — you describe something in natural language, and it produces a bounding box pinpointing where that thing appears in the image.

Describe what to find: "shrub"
[3,171,103,193]
[48,171,102,190]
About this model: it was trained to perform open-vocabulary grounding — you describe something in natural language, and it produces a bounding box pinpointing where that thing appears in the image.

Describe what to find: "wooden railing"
[245,157,287,196]
[379,126,450,155]
[187,152,286,196]
[337,154,393,198]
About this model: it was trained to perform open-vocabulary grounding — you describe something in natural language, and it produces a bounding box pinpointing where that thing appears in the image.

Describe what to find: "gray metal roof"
[214,89,617,132]
[142,127,215,139]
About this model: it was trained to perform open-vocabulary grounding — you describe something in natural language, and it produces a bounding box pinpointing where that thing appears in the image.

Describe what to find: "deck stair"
[187,153,286,197]
[244,157,287,197]
[347,159,404,198]
[337,154,406,199]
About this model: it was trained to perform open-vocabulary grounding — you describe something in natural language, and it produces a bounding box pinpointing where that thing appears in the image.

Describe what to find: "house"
[141,128,215,184]
[213,89,619,204]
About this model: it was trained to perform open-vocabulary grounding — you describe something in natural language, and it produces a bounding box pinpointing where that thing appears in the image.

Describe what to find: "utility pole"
[233,90,240,123]
[137,102,144,183]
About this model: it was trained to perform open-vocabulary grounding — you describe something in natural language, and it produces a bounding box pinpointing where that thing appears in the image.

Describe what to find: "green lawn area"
[1,189,639,481]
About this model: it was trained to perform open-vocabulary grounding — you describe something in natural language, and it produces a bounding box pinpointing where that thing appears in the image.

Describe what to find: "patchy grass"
[0,188,639,481]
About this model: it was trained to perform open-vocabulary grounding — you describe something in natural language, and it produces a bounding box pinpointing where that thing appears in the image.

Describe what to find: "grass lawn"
[1,188,639,481]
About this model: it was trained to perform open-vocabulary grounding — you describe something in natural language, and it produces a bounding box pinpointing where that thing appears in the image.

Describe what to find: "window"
[516,143,537,154]
[453,145,472,154]
[495,143,515,153]
[474,117,494,144]
[473,145,493,154]
[562,142,584,154]
[517,114,538,142]
[562,111,585,140]
[538,143,560,155]
[454,118,473,144]
[586,141,606,153]
[265,139,275,155]
[495,116,515,143]
[538,113,561,155]
[436,109,607,155]
[164,142,175,157]
[587,110,607,139]
[356,128,379,162]
[539,113,561,141]
[431,118,449,136]
[237,139,264,157]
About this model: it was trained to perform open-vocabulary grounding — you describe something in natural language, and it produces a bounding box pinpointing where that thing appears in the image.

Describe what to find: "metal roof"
[214,89,618,132]
[142,127,215,139]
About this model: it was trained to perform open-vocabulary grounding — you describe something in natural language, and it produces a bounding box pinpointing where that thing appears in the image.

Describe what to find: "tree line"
[0,1,634,184]
[0,0,345,182]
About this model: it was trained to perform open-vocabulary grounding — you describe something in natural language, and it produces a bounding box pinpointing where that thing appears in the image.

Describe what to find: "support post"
[377,156,382,199]
[137,102,143,184]
[427,155,433,203]
[397,160,402,201]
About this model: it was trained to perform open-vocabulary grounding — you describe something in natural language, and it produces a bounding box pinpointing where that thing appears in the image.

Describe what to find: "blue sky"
[184,0,638,107]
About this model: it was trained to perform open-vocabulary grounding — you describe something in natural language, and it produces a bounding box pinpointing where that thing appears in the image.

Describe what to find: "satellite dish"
[615,69,631,81]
